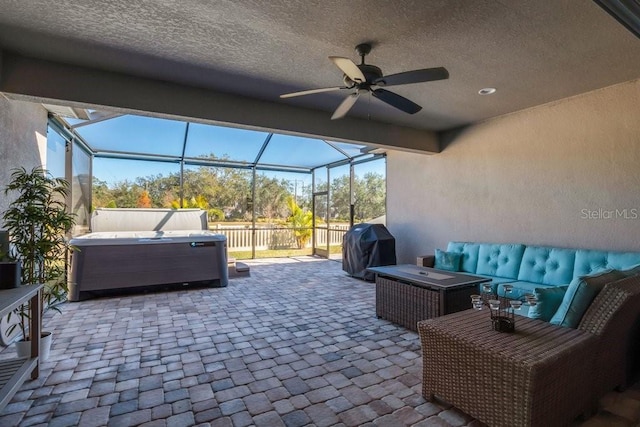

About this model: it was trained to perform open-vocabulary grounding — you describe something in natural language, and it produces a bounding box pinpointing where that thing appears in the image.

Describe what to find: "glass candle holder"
[470,280,517,333]
[509,300,523,311]
[470,294,483,310]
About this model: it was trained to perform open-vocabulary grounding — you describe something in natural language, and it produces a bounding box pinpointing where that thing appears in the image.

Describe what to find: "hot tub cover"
[70,230,224,246]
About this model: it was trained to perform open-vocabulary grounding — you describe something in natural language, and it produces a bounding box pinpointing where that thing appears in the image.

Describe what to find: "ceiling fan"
[280,43,449,120]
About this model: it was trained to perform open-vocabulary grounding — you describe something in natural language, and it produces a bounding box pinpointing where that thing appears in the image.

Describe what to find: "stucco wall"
[387,79,640,263]
[0,96,47,215]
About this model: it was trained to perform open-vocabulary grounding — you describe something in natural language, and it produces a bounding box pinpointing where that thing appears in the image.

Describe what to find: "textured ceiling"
[0,0,639,132]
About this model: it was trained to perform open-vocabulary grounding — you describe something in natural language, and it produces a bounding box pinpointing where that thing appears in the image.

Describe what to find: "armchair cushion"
[550,269,626,328]
[434,249,462,272]
[528,286,569,322]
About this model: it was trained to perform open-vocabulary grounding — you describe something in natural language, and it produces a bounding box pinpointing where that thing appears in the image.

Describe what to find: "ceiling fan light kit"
[280,43,449,120]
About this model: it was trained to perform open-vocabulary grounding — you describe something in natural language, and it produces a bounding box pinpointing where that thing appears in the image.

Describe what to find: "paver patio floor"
[0,257,638,426]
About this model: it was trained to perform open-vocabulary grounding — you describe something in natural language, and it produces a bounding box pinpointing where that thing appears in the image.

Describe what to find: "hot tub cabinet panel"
[69,231,228,301]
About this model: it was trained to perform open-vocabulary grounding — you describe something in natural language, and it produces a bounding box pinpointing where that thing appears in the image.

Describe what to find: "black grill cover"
[342,223,396,281]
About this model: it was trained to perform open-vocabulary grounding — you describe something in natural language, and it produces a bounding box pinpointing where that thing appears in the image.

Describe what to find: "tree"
[211,168,252,220]
[354,172,385,222]
[140,173,180,207]
[104,180,138,208]
[90,163,386,225]
[207,208,225,222]
[254,175,291,221]
[287,197,313,249]
[330,175,351,220]
[137,190,152,208]
[92,177,115,210]
[182,166,251,220]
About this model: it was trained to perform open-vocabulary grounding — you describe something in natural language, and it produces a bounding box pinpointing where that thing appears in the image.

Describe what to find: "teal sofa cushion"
[573,250,640,278]
[550,269,626,328]
[497,281,557,300]
[476,244,525,279]
[527,286,569,322]
[446,242,480,274]
[517,246,575,285]
[434,249,462,272]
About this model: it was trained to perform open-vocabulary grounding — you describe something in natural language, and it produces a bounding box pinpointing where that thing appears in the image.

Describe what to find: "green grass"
[329,245,342,254]
[230,245,342,260]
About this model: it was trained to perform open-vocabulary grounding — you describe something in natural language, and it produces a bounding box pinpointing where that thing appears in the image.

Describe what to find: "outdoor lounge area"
[1,257,640,427]
[1,1,640,427]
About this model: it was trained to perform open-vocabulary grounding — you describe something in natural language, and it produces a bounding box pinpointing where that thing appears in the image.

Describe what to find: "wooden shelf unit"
[0,284,43,412]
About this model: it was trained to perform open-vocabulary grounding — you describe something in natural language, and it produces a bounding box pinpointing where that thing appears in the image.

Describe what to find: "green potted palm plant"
[2,166,75,359]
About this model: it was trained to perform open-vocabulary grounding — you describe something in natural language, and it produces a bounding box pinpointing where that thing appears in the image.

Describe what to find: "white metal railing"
[211,224,349,250]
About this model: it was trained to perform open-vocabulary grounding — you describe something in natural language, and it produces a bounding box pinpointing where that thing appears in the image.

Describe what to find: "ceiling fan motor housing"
[343,64,384,87]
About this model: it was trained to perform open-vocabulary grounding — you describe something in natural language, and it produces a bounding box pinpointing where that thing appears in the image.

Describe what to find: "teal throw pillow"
[527,286,568,322]
[550,269,626,328]
[434,249,462,272]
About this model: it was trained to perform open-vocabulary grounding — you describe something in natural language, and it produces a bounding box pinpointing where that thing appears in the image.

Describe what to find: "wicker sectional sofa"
[417,241,640,427]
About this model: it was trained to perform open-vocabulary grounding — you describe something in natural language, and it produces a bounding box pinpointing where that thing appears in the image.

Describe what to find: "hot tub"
[68,209,228,301]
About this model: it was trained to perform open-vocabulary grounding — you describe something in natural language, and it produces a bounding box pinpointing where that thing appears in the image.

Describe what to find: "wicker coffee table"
[368,264,489,331]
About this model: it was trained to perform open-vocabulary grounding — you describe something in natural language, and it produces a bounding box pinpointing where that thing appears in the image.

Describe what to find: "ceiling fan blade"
[372,89,422,114]
[280,86,347,99]
[373,67,449,87]
[331,92,360,120]
[329,56,366,83]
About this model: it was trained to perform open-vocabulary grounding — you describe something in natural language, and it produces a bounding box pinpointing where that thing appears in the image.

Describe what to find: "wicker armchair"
[418,275,640,427]
[577,275,640,397]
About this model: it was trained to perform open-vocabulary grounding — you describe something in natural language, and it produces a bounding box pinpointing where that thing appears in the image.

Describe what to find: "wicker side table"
[418,309,598,427]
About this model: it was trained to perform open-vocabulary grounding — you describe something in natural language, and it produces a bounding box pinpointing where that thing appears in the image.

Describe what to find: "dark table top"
[367,264,490,290]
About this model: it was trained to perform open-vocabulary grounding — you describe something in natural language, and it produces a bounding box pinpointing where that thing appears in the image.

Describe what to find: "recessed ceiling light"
[478,87,496,95]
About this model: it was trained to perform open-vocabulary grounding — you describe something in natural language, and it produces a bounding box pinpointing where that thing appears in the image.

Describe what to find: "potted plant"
[2,166,75,359]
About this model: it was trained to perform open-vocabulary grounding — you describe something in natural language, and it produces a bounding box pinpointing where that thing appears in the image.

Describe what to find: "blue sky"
[83,114,385,186]
[92,156,385,189]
